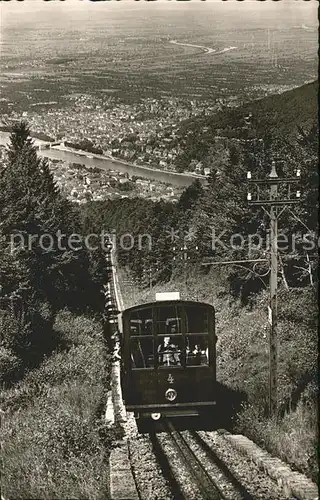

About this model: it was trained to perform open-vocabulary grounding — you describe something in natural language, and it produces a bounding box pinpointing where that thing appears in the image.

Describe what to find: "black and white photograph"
[0,0,318,499]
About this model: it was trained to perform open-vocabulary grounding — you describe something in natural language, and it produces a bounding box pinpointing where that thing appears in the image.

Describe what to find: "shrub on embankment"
[218,286,318,482]
[0,310,118,500]
[119,267,318,481]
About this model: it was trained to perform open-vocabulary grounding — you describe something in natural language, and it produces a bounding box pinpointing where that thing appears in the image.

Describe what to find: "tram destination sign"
[155,292,180,301]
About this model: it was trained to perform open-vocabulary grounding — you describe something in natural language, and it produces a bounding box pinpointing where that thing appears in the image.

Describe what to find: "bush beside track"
[0,310,121,500]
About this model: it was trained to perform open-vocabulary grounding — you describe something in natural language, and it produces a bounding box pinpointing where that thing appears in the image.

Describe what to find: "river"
[169,39,237,56]
[0,131,204,188]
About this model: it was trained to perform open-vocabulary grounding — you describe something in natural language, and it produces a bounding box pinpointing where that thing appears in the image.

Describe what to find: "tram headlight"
[151,413,161,421]
[165,388,177,402]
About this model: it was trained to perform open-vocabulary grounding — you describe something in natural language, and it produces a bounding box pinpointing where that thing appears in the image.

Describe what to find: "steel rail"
[163,420,222,499]
[149,430,186,500]
[191,431,255,500]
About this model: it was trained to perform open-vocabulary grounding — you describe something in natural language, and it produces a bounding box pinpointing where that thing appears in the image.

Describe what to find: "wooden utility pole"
[247,160,300,416]
[269,162,279,416]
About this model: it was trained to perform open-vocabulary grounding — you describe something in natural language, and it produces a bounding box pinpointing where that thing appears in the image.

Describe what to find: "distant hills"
[180,80,318,139]
[176,81,318,170]
[234,80,318,137]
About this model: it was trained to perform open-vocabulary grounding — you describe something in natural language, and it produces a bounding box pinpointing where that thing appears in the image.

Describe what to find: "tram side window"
[130,337,154,369]
[186,335,208,366]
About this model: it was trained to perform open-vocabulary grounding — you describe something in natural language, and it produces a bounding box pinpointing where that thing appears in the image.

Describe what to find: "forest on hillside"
[82,118,318,299]
[82,117,318,479]
[173,81,318,172]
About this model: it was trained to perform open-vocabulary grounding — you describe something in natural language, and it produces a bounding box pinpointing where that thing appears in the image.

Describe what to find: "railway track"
[190,431,254,500]
[152,420,222,499]
[150,421,257,500]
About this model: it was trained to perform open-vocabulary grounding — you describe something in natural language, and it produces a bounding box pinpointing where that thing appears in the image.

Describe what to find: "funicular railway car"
[121,296,217,423]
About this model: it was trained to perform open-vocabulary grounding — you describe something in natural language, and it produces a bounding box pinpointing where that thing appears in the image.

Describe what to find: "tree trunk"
[279,255,289,290]
[305,252,314,286]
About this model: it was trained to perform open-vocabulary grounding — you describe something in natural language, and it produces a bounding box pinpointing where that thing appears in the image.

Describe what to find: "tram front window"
[185,306,208,334]
[157,306,181,335]
[186,335,208,366]
[158,336,182,367]
[130,337,154,368]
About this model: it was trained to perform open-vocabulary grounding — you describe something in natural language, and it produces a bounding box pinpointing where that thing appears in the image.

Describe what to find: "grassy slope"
[0,311,118,500]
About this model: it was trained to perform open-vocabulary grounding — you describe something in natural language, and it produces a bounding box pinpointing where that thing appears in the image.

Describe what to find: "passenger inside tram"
[186,339,208,366]
[158,336,181,366]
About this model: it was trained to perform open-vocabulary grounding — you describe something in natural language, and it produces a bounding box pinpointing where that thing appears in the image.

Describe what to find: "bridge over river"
[0,131,205,188]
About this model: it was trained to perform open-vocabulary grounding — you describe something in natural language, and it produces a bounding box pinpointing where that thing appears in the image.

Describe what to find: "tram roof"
[122,300,215,314]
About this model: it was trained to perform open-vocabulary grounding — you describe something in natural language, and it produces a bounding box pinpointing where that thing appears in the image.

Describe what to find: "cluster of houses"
[48,159,183,204]
[1,93,224,175]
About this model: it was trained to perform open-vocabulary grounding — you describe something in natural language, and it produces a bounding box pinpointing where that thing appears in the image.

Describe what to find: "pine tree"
[6,122,35,165]
[0,122,105,358]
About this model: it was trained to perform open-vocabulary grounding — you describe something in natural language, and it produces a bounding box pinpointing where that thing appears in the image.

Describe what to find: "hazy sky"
[1,0,317,54]
[1,0,318,14]
[1,0,318,24]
